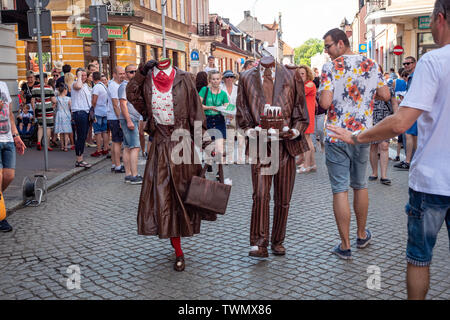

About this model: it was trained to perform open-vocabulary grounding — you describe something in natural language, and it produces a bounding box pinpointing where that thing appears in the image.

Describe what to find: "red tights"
[170,237,183,257]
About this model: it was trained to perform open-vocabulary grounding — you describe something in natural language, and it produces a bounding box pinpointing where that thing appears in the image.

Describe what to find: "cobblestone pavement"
[0,151,448,300]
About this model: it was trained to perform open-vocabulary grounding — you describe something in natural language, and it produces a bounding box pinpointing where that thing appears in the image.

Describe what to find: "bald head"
[113,66,126,82]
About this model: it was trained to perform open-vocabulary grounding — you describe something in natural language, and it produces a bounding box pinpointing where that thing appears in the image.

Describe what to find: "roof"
[213,41,252,57]
[247,30,277,46]
[282,42,294,56]
[263,22,279,31]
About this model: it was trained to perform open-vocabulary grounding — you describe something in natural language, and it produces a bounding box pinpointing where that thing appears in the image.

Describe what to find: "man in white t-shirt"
[204,56,218,74]
[327,0,450,300]
[0,82,26,232]
[107,66,126,173]
[91,72,109,157]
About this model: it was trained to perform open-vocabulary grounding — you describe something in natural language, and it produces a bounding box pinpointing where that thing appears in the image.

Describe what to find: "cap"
[223,70,235,78]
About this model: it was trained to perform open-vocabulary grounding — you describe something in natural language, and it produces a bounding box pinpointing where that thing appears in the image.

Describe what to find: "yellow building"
[16,0,191,80]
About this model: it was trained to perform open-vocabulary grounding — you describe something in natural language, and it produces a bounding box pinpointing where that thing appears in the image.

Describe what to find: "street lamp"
[252,0,259,59]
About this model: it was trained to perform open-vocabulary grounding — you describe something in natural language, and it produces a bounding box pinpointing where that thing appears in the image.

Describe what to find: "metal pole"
[35,0,48,171]
[253,0,258,59]
[96,5,103,72]
[162,0,166,58]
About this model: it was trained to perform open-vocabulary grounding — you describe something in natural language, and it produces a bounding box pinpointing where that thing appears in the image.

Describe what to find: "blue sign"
[240,58,245,64]
[359,43,368,53]
[190,49,199,61]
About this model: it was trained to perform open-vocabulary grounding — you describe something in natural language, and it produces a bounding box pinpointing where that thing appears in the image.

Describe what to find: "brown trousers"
[250,142,296,247]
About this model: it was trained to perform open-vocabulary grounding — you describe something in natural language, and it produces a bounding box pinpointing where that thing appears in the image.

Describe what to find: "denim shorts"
[120,119,140,149]
[325,141,370,194]
[0,142,16,169]
[93,116,107,134]
[406,121,418,136]
[107,120,123,143]
[405,188,450,267]
[206,114,227,140]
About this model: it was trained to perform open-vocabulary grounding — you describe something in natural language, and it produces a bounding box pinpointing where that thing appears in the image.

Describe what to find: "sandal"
[380,178,392,186]
[369,176,378,181]
[75,161,92,168]
[309,165,317,172]
[174,255,185,272]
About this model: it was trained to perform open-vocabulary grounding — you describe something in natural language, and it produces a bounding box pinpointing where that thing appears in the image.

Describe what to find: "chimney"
[278,12,283,38]
[244,11,251,18]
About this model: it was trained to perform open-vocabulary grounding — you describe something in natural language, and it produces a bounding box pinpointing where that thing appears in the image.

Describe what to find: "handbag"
[184,164,231,215]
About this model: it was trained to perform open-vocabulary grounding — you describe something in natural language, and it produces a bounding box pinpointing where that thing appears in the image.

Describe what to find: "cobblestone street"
[0,152,449,300]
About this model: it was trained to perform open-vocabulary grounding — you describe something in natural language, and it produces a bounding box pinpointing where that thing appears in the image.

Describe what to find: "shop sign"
[359,44,367,53]
[418,16,431,29]
[77,25,123,38]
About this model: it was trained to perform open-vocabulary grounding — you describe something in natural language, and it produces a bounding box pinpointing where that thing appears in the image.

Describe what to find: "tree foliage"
[294,38,324,66]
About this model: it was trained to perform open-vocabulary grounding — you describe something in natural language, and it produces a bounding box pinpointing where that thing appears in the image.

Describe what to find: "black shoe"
[207,165,212,173]
[394,161,410,170]
[111,167,115,172]
[114,165,126,173]
[394,156,400,162]
[380,178,392,186]
[130,175,143,185]
[0,219,12,232]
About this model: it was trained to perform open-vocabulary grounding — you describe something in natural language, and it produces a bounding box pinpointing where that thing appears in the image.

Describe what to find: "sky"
[209,0,359,48]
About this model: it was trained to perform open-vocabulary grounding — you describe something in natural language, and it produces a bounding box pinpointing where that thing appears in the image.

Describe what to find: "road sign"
[89,5,108,24]
[393,45,404,56]
[190,49,199,61]
[359,43,368,53]
[91,42,110,57]
[190,61,200,67]
[27,9,52,37]
[92,25,108,43]
[25,0,49,8]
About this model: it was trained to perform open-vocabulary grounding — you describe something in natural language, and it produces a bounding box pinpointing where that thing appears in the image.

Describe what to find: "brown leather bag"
[184,164,231,215]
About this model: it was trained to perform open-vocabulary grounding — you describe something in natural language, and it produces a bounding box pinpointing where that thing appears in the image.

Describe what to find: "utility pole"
[162,0,167,58]
[95,5,103,72]
[252,0,259,59]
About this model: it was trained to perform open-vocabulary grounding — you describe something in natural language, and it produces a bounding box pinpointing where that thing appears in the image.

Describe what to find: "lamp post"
[162,0,167,58]
[252,0,259,59]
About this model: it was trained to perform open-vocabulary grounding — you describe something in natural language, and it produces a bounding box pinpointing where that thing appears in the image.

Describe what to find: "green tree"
[294,38,324,66]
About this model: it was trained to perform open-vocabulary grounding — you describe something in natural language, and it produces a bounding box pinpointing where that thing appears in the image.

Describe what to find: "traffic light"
[0,0,31,40]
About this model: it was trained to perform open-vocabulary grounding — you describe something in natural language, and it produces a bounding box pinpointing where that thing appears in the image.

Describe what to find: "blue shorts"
[406,121,418,136]
[325,141,370,194]
[0,142,16,169]
[107,120,123,143]
[120,119,140,149]
[93,115,107,134]
[405,188,450,267]
[206,115,227,140]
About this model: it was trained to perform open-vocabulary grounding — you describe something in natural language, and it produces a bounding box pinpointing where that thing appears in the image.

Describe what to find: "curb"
[6,156,108,215]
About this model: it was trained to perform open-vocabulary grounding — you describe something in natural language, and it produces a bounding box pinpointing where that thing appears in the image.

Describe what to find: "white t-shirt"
[107,80,121,120]
[71,82,91,112]
[400,44,450,197]
[0,81,13,143]
[92,82,108,117]
[204,66,218,73]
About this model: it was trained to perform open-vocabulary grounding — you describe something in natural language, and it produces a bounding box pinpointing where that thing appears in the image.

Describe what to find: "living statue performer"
[127,58,212,272]
[236,56,310,258]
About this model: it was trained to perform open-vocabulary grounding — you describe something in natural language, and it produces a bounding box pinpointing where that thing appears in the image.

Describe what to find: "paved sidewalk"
[5,145,106,212]
[0,152,448,300]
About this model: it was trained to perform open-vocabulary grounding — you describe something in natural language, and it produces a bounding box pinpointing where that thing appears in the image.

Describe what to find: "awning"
[365,5,434,25]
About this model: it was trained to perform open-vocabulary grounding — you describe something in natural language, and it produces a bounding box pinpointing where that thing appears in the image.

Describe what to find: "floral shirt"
[319,55,385,143]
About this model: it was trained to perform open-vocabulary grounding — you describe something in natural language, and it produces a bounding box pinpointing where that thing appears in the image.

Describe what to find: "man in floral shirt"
[319,28,390,260]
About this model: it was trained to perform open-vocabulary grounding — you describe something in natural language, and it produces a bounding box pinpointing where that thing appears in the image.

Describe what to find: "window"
[150,0,156,10]
[172,0,177,19]
[179,0,185,23]
[140,0,145,7]
[136,44,146,66]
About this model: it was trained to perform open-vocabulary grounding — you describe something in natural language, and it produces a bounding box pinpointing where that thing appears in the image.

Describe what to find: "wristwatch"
[12,133,19,138]
[351,130,362,145]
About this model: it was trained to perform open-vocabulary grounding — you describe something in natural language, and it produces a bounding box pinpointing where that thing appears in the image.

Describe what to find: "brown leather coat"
[236,63,310,157]
[126,67,212,238]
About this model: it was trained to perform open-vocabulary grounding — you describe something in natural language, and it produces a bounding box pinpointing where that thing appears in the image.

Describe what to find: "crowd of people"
[0,0,448,300]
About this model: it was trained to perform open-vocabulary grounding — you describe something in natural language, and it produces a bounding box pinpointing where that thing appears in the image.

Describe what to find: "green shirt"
[199,86,229,116]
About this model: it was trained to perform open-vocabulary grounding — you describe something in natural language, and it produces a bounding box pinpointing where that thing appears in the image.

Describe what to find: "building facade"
[15,0,191,81]
[363,0,437,71]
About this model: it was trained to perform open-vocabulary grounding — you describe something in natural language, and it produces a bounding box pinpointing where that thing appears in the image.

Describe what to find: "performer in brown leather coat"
[126,59,212,271]
[236,56,309,257]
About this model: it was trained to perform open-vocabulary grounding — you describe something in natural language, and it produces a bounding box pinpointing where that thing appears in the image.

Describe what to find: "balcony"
[197,23,220,37]
[367,0,388,13]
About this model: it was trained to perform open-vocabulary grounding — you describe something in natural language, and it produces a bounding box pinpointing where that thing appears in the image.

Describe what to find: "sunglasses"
[403,62,413,66]
[127,70,136,74]
[324,42,335,50]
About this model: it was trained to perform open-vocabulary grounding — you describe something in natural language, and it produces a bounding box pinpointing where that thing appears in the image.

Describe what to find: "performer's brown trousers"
[250,142,296,248]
